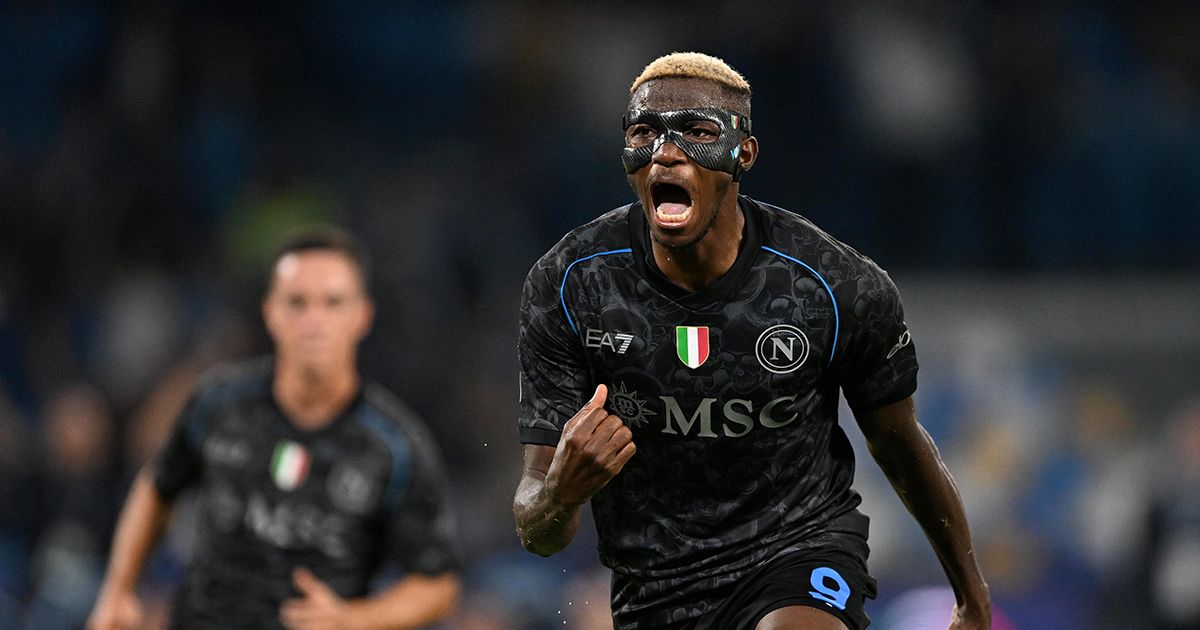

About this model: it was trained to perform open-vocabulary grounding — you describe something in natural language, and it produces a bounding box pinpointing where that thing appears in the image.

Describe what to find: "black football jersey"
[153,359,458,629]
[518,196,918,627]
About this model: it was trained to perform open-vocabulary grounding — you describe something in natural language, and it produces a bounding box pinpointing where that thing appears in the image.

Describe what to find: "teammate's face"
[263,251,373,368]
[625,77,757,250]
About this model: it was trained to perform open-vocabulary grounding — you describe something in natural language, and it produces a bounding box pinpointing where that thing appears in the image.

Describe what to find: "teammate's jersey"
[153,359,458,629]
[518,196,918,627]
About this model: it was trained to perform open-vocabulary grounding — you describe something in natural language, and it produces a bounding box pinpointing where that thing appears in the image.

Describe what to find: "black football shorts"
[698,533,877,630]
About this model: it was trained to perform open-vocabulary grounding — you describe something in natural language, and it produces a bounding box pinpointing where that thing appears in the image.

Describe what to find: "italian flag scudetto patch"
[270,440,311,491]
[676,326,711,369]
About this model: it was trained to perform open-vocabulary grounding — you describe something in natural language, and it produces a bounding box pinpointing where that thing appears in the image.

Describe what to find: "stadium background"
[1,2,1199,628]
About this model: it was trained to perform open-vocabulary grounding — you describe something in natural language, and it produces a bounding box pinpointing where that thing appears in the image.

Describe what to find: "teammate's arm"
[279,567,459,630]
[513,385,636,556]
[855,395,991,629]
[87,469,174,630]
[91,372,208,630]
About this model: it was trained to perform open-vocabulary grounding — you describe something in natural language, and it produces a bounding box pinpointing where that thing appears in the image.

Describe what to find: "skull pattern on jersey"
[518,197,917,628]
[153,360,459,628]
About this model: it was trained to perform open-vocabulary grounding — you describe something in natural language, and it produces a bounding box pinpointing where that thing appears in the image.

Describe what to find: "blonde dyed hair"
[630,52,751,96]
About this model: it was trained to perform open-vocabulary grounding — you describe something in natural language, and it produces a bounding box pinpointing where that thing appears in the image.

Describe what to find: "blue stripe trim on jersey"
[354,406,412,507]
[560,248,633,335]
[761,246,840,366]
[185,407,206,451]
[185,375,269,451]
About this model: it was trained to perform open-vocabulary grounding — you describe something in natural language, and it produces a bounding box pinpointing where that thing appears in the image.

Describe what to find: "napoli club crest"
[755,324,810,374]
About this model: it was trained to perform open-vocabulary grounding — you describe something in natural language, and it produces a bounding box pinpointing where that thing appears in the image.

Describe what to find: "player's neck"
[273,357,360,430]
[651,197,744,292]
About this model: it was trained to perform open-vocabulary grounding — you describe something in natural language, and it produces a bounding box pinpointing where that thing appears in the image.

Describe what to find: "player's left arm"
[855,396,991,629]
[280,567,459,630]
[836,262,989,629]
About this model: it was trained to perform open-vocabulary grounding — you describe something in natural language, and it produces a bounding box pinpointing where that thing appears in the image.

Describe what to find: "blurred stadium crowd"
[1,2,1198,629]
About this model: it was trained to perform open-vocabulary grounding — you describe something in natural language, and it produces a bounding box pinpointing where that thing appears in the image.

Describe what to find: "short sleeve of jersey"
[836,263,919,413]
[151,386,209,500]
[517,256,590,446]
[383,429,460,575]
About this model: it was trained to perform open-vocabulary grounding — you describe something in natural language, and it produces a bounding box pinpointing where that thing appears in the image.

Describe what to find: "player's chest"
[199,409,390,518]
[578,275,836,386]
[574,277,837,440]
[195,409,393,557]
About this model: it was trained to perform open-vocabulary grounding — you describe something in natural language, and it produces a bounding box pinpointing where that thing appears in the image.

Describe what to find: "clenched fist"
[544,385,637,508]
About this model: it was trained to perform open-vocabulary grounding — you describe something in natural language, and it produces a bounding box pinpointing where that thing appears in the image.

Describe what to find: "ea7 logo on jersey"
[586,328,634,354]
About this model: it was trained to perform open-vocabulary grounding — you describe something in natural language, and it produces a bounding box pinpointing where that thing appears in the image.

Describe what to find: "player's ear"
[738,135,759,173]
[262,295,280,340]
[356,296,375,339]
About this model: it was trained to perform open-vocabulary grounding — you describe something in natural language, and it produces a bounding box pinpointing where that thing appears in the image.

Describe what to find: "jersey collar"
[627,195,764,309]
[267,361,367,437]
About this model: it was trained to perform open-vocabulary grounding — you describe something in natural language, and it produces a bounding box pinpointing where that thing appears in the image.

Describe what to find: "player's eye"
[625,124,658,147]
[683,122,719,142]
[287,295,306,309]
[326,296,345,308]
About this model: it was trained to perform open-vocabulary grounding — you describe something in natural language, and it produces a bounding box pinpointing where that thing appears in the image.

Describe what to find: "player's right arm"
[90,378,210,630]
[513,252,636,556]
[87,469,173,630]
[514,385,635,556]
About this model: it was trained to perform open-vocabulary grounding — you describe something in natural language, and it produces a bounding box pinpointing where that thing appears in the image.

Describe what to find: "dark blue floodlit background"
[1,2,1199,629]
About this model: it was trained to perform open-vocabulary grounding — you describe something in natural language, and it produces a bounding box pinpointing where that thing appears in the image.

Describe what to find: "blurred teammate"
[514,52,990,629]
[89,228,460,629]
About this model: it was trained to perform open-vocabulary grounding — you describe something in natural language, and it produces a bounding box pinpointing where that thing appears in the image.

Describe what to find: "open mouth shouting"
[650,181,694,230]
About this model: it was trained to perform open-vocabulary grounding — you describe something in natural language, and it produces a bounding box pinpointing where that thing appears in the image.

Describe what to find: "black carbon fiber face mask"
[622,107,752,180]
